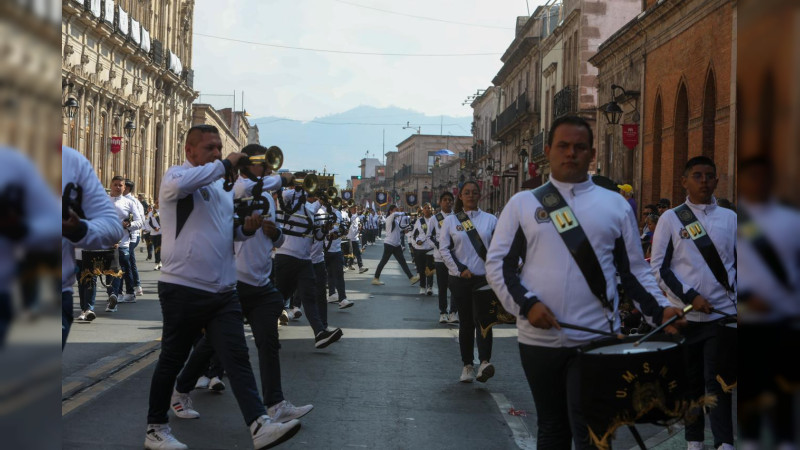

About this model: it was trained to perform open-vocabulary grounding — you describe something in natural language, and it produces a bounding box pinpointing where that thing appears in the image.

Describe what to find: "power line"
[252,117,469,126]
[194,33,500,57]
[330,0,514,30]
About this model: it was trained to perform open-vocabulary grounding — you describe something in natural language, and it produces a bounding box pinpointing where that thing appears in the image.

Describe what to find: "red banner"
[110,136,123,154]
[492,175,500,187]
[528,162,538,177]
[477,180,483,191]
[622,124,639,150]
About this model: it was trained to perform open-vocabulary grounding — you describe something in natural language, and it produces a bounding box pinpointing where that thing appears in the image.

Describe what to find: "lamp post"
[603,84,640,125]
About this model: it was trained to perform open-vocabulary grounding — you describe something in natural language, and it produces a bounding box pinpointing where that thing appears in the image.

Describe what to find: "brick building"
[592,0,736,208]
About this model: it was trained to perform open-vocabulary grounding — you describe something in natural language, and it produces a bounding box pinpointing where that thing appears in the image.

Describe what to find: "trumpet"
[244,146,283,171]
[294,172,319,194]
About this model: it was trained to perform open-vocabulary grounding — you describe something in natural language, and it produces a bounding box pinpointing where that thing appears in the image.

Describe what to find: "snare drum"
[578,334,688,445]
[714,317,737,392]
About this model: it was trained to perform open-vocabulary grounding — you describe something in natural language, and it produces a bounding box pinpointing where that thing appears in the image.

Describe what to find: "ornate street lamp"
[64,97,79,120]
[124,119,136,138]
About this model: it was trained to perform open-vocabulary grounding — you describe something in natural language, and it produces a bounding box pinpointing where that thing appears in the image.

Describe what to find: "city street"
[62,241,693,450]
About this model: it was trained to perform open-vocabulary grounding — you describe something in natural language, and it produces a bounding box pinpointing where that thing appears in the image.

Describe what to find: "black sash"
[738,206,789,289]
[455,211,487,261]
[532,183,611,310]
[673,204,734,293]
[435,212,445,227]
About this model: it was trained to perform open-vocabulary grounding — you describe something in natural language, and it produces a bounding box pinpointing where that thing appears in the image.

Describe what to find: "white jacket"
[439,209,496,276]
[62,146,123,292]
[125,193,145,240]
[429,210,453,262]
[383,212,405,247]
[486,178,671,348]
[275,190,319,261]
[110,194,142,248]
[158,159,254,293]
[233,176,284,287]
[650,197,737,322]
[410,215,433,251]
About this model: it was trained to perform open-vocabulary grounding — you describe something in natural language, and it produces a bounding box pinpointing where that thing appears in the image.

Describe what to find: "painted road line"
[491,392,537,450]
[62,349,160,417]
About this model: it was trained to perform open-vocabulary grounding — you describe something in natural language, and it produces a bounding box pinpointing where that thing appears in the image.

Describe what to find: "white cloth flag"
[131,19,140,44]
[118,6,129,36]
[103,0,114,24]
[89,0,101,18]
[141,27,151,52]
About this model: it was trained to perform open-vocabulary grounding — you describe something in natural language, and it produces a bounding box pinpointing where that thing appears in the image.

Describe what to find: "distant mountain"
[248,106,473,185]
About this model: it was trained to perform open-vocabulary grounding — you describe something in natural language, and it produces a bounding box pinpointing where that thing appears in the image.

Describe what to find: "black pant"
[175,332,224,393]
[274,254,324,335]
[350,241,364,267]
[412,249,434,289]
[147,282,265,425]
[519,343,596,449]
[151,234,162,264]
[325,252,346,300]
[312,262,328,329]
[144,233,153,258]
[683,320,734,447]
[435,262,455,314]
[374,243,413,279]
[449,276,492,365]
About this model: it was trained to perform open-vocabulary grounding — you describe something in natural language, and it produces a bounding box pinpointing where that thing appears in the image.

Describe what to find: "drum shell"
[81,249,120,272]
[473,282,514,338]
[714,317,737,388]
[578,334,688,436]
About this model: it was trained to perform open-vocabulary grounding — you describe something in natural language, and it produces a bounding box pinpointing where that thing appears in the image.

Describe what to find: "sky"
[192,0,550,121]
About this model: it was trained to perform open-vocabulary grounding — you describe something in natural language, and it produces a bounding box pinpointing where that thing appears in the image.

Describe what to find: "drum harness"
[532,183,616,332]
[673,204,737,309]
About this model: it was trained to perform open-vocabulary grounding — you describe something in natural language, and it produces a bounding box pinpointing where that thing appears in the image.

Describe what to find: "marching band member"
[410,203,435,296]
[323,199,353,308]
[146,201,162,270]
[62,146,123,347]
[650,156,737,450]
[346,204,368,273]
[106,175,144,310]
[439,181,498,383]
[430,192,457,324]
[144,125,300,450]
[485,116,685,449]
[371,205,419,286]
[274,182,344,348]
[123,179,145,297]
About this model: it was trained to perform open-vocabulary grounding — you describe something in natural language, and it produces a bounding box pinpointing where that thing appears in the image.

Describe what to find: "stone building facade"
[591,0,736,208]
[191,104,250,158]
[61,0,197,199]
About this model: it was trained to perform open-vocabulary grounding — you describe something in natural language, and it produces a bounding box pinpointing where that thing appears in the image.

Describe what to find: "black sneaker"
[314,328,343,349]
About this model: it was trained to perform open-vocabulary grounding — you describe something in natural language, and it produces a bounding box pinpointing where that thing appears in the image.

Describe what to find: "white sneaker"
[208,376,226,391]
[135,285,144,296]
[327,293,339,303]
[154,263,162,270]
[289,307,302,320]
[426,287,433,296]
[717,445,735,450]
[170,390,199,419]
[419,287,426,295]
[447,312,459,324]
[144,423,188,449]
[250,414,301,449]
[194,375,210,389]
[688,442,705,450]
[279,309,289,326]
[371,278,384,285]
[85,310,96,321]
[439,313,448,324]
[76,312,87,321]
[409,275,420,285]
[118,293,137,303]
[338,299,354,309]
[267,399,314,423]
[106,293,118,311]
[460,365,474,383]
[476,361,495,383]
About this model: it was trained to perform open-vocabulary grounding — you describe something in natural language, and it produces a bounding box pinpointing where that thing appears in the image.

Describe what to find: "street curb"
[61,339,160,401]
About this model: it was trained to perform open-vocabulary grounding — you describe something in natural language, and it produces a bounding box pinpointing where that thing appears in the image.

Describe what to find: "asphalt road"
[61,239,697,450]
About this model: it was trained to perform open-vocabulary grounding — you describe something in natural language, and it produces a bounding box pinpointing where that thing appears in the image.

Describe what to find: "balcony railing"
[553,85,578,119]
[491,91,529,139]
[530,131,545,158]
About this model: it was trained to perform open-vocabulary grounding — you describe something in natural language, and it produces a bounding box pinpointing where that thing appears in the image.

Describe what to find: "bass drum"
[578,334,689,448]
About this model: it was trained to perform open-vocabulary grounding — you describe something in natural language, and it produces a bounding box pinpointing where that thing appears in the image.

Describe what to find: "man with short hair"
[123,179,145,297]
[107,176,143,310]
[650,156,737,450]
[657,198,671,215]
[144,125,300,450]
[487,116,685,449]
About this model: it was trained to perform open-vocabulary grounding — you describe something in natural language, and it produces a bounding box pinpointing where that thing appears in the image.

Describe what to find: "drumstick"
[633,305,693,347]
[709,308,736,319]
[558,322,624,339]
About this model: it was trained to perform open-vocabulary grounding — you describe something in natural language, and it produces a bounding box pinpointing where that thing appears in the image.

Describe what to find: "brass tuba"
[326,186,339,199]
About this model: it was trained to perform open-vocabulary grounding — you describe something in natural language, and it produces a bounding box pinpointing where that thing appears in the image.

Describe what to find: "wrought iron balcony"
[491,91,529,139]
[553,85,578,119]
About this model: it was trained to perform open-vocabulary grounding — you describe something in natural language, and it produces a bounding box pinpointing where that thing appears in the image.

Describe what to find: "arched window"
[673,82,689,202]
[702,68,717,159]
[652,93,663,202]
[84,106,94,163]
